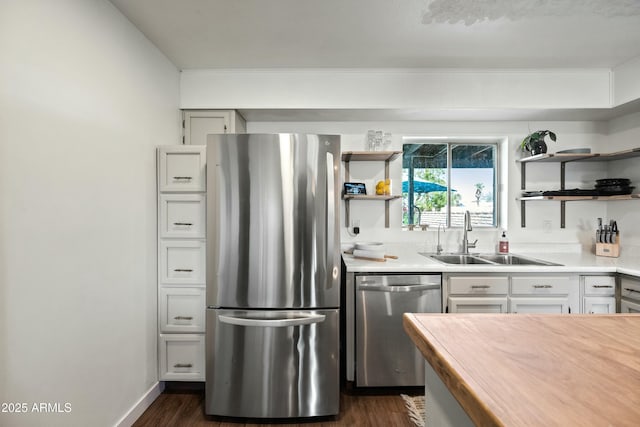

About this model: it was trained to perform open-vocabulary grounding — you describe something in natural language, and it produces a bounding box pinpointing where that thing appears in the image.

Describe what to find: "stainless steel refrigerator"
[204,133,341,418]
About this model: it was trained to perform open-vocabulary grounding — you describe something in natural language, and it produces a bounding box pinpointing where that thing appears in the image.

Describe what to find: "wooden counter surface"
[403,313,640,427]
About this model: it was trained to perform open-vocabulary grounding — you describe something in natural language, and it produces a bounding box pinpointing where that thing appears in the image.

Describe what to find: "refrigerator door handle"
[326,151,337,281]
[358,283,441,293]
[218,313,326,328]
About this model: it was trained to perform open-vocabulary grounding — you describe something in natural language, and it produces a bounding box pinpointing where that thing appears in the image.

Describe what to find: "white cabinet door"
[183,110,246,144]
[621,299,640,313]
[448,297,508,313]
[160,194,205,239]
[160,240,206,285]
[159,287,205,333]
[509,297,570,314]
[584,297,616,314]
[159,334,205,381]
[158,145,206,192]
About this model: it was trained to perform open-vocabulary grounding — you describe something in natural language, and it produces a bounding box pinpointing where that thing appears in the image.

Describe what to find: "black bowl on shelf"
[596,186,635,196]
[595,178,631,187]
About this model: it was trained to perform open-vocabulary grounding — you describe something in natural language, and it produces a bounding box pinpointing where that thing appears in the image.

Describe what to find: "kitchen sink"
[426,254,494,264]
[475,254,560,266]
[421,253,561,266]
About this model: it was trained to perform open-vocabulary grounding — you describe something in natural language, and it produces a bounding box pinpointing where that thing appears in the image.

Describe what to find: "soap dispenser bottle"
[499,231,509,254]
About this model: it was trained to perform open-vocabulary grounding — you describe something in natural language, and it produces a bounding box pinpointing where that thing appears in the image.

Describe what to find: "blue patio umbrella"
[402,179,453,193]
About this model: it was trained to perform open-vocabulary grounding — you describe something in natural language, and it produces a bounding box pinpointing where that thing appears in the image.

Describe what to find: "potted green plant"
[520,130,556,155]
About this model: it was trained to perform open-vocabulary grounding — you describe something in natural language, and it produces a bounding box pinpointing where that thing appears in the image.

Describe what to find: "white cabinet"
[158,334,205,381]
[621,299,640,313]
[159,194,206,239]
[159,287,206,333]
[446,275,508,313]
[621,275,640,314]
[510,275,578,314]
[183,110,246,145]
[157,145,207,381]
[449,276,509,295]
[585,297,616,314]
[448,297,508,313]
[445,274,579,314]
[158,145,206,192]
[509,297,570,314]
[159,240,206,285]
[581,275,616,314]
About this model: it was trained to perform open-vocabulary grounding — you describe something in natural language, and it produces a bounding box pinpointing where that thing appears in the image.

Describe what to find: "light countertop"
[403,313,640,426]
[342,243,640,276]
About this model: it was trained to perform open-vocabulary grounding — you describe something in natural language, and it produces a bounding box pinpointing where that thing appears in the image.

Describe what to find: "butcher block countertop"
[403,313,640,427]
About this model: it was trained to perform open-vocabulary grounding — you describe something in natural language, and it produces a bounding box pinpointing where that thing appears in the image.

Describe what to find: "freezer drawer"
[205,308,339,418]
[356,274,441,387]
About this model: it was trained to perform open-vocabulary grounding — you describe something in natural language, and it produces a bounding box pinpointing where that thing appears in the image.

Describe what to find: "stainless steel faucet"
[462,210,477,254]
[436,224,445,254]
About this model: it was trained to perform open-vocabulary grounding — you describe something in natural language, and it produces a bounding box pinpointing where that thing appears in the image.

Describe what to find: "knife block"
[596,238,620,258]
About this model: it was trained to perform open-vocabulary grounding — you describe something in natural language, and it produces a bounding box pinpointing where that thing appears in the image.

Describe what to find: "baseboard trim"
[115,381,165,427]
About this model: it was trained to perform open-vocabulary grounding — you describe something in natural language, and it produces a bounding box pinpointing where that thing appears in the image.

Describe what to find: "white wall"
[0,1,180,426]
[603,111,640,252]
[247,120,640,252]
[181,68,612,110]
[613,56,640,106]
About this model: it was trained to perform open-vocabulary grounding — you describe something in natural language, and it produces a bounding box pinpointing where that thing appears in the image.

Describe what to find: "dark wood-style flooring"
[133,385,419,427]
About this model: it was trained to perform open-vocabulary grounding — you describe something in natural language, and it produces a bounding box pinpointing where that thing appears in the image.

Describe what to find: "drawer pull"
[173,176,193,180]
[173,363,193,368]
[593,285,613,288]
[173,222,193,226]
[471,285,490,289]
[624,288,640,294]
[533,285,553,289]
[174,269,193,272]
[174,316,194,320]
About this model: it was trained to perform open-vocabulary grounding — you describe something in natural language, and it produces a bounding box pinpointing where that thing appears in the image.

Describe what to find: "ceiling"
[110,0,640,70]
[108,0,640,121]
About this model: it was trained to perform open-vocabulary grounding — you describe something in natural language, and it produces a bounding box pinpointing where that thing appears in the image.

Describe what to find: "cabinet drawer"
[160,240,205,285]
[159,334,205,381]
[158,146,206,192]
[160,194,205,239]
[583,276,615,296]
[511,276,573,295]
[621,277,640,300]
[449,276,508,295]
[159,287,205,333]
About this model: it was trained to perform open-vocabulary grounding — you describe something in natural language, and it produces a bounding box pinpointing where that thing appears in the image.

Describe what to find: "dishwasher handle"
[358,283,441,293]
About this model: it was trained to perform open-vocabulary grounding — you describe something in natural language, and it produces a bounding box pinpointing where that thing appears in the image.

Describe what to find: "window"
[402,140,499,228]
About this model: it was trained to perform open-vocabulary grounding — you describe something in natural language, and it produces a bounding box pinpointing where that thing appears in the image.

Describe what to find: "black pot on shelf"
[528,139,547,156]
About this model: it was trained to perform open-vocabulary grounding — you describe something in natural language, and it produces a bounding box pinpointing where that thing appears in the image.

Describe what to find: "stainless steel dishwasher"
[355,274,442,387]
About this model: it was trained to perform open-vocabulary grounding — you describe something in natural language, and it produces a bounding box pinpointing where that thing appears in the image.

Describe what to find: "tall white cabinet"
[157,145,207,381]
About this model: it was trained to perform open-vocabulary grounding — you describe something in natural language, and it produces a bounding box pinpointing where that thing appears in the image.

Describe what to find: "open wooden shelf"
[519,194,640,202]
[341,151,402,162]
[517,147,640,164]
[343,195,402,201]
[517,146,640,228]
[342,151,402,228]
